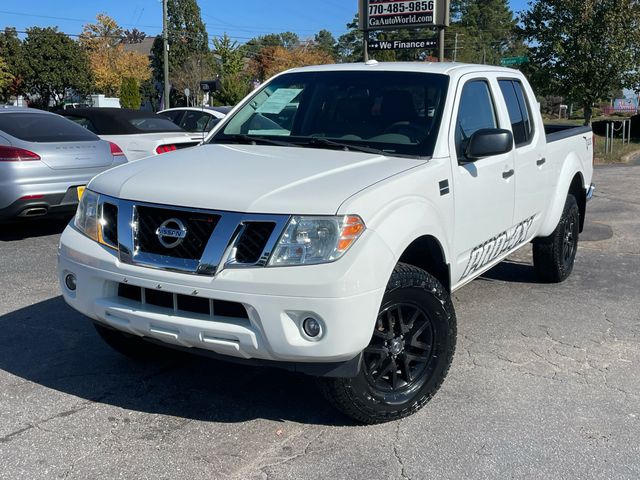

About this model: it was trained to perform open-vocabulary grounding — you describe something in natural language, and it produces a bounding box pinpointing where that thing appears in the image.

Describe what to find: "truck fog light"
[65,273,77,291]
[303,317,322,338]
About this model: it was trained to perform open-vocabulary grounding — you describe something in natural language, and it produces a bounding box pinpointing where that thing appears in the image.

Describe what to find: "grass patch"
[593,135,640,164]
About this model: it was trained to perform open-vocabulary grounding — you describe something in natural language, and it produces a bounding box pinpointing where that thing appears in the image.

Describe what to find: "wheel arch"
[397,235,451,292]
[537,155,586,237]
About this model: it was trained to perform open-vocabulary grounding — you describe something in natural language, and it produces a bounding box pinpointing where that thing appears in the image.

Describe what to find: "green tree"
[151,0,209,87]
[211,34,249,105]
[0,28,24,101]
[521,0,640,125]
[0,57,13,92]
[120,77,141,109]
[242,32,300,57]
[314,29,337,59]
[20,27,92,109]
[453,0,521,65]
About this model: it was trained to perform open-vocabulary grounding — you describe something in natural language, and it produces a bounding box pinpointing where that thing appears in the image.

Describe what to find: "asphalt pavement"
[0,164,638,480]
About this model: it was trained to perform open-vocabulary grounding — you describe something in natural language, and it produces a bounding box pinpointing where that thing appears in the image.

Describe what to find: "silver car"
[0,108,127,219]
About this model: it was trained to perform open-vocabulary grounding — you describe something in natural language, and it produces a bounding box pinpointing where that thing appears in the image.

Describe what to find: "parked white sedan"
[158,106,231,141]
[61,108,200,161]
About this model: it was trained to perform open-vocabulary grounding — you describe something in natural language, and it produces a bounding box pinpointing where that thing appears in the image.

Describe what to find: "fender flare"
[537,154,585,238]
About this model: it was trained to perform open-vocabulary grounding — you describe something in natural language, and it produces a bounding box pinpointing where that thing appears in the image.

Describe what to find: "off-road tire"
[94,323,169,360]
[533,194,580,283]
[318,263,456,424]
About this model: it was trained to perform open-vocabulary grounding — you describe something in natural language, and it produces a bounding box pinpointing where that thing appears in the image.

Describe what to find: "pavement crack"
[393,419,411,480]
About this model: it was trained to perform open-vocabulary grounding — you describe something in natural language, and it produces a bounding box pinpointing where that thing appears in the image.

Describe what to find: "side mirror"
[464,128,513,161]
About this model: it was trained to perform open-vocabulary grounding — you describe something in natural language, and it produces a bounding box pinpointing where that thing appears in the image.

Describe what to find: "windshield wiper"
[218,134,299,148]
[298,137,391,156]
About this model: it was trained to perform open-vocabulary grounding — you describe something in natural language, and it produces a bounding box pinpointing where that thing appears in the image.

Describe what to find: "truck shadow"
[480,260,541,284]
[0,217,71,242]
[0,296,352,426]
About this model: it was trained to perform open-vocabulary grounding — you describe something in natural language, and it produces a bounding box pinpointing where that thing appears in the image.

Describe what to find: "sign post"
[359,0,450,61]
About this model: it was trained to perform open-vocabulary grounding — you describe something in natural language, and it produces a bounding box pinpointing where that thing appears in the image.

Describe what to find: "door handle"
[536,158,546,166]
[502,169,515,179]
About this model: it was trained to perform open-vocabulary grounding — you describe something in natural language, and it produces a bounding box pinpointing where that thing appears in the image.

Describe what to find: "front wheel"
[533,194,580,283]
[318,263,456,424]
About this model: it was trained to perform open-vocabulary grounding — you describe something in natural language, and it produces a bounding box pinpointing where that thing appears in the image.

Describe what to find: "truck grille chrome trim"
[114,198,290,276]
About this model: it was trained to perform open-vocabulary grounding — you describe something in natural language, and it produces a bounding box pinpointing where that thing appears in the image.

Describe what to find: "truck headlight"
[268,215,365,266]
[74,189,100,242]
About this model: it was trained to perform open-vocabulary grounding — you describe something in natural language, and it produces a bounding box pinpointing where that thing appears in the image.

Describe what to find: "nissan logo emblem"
[156,218,188,249]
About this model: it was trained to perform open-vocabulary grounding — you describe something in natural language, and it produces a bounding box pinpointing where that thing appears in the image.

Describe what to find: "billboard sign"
[359,0,450,30]
[368,38,437,50]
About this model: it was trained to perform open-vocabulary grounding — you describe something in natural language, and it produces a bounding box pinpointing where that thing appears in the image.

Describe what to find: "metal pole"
[162,0,170,110]
[363,29,369,62]
[623,121,626,145]
[605,124,609,154]
[453,32,458,62]
[438,27,445,62]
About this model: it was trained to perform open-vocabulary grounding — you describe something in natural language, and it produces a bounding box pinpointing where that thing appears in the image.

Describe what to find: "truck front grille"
[117,283,249,319]
[234,222,277,264]
[135,206,220,260]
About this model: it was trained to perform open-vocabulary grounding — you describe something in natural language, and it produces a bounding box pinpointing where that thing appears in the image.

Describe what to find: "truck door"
[497,79,551,233]
[449,77,516,285]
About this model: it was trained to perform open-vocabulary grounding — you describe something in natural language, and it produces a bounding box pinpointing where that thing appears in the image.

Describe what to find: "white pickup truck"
[58,62,594,423]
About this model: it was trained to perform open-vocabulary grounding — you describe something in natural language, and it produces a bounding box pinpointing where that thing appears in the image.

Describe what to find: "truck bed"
[544,124,592,143]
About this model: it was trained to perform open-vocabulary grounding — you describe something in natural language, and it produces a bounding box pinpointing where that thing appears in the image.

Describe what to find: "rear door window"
[0,112,99,142]
[499,80,533,146]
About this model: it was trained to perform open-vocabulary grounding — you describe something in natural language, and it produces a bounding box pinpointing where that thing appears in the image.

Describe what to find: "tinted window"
[179,111,213,132]
[0,112,98,142]
[160,110,183,123]
[214,71,450,157]
[455,81,497,156]
[128,117,183,132]
[499,80,532,146]
[64,115,98,134]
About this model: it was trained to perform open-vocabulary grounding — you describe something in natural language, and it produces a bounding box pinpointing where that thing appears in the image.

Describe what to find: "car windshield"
[212,70,449,157]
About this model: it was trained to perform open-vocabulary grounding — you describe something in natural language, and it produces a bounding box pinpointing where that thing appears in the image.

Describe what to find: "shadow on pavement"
[480,260,541,284]
[0,217,71,242]
[0,296,352,426]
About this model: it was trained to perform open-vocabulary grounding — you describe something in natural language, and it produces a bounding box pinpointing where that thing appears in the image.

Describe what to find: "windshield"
[211,70,449,157]
[0,112,99,143]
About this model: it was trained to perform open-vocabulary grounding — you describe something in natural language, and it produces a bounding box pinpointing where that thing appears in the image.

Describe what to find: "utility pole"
[363,29,369,62]
[162,0,170,110]
[453,33,458,62]
[438,27,445,62]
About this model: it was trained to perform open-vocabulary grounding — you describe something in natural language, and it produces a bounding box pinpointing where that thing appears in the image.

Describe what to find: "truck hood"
[89,144,426,215]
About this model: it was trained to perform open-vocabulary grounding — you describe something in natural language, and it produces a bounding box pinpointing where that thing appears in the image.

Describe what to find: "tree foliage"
[211,34,249,106]
[451,0,522,64]
[20,27,92,108]
[521,0,640,124]
[314,29,337,60]
[151,0,209,86]
[119,77,141,109]
[242,32,300,57]
[0,27,24,101]
[80,14,151,97]
[0,57,13,92]
[249,46,335,81]
[172,54,215,105]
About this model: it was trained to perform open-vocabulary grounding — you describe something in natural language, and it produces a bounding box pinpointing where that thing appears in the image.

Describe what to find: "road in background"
[0,165,638,479]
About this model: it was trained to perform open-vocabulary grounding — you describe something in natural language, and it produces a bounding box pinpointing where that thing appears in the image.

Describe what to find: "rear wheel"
[533,194,580,283]
[318,263,456,424]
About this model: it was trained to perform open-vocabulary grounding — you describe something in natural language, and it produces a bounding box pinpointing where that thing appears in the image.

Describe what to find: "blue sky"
[0,0,531,42]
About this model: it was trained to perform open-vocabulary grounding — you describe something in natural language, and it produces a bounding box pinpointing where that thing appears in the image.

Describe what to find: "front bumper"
[58,224,394,367]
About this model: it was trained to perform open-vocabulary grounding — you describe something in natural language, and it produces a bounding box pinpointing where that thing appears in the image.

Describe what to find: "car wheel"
[533,194,580,283]
[318,263,457,424]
